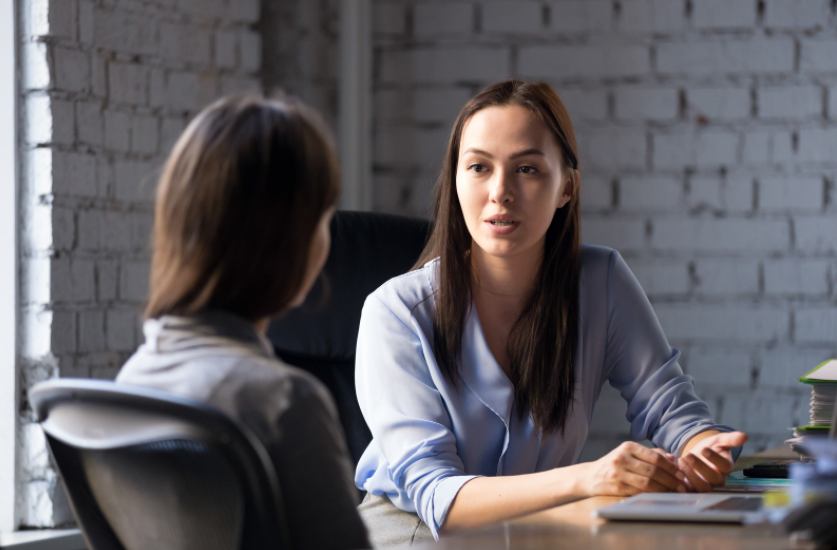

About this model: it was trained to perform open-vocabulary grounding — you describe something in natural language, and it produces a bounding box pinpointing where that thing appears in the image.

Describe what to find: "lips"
[484,214,520,234]
[485,214,519,224]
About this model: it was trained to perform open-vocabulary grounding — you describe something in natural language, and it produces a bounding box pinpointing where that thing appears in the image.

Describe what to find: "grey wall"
[16,0,837,528]
[363,0,837,458]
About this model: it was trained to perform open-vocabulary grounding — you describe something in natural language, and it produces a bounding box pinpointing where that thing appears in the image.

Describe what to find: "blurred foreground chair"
[29,378,291,550]
[268,211,431,465]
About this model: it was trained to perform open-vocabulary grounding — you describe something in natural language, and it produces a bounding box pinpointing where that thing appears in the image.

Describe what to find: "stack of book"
[787,360,837,459]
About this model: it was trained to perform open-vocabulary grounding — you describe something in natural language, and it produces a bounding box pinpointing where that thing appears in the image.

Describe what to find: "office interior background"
[3,0,837,532]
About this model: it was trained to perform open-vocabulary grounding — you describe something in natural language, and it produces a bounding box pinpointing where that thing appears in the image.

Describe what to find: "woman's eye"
[468,164,487,173]
[518,165,538,174]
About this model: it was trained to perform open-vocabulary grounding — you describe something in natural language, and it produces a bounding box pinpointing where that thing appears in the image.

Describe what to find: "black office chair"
[268,211,431,466]
[29,378,291,550]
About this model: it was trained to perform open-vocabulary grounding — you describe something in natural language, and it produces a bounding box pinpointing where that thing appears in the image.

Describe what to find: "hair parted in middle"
[413,79,582,436]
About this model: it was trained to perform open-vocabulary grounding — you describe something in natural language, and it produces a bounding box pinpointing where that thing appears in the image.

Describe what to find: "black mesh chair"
[268,211,431,465]
[29,378,291,550]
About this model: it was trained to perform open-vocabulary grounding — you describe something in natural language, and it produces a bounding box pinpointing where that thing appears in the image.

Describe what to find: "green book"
[799,360,837,384]
[796,424,830,432]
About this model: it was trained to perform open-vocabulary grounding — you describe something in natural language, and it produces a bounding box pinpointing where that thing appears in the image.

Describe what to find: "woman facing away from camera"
[117,95,370,550]
[354,80,748,547]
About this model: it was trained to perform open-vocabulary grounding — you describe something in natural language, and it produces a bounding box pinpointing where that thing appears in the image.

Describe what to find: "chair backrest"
[29,378,291,550]
[268,211,431,465]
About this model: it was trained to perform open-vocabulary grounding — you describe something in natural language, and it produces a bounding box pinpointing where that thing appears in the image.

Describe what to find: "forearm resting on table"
[439,464,587,534]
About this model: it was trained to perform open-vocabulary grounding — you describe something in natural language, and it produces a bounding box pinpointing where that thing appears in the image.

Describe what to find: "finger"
[699,447,734,474]
[687,453,725,486]
[623,456,686,492]
[679,455,713,492]
[632,445,686,481]
[619,471,673,494]
[709,431,748,450]
[651,448,677,463]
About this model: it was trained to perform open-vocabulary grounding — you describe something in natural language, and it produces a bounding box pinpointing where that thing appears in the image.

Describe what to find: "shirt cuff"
[428,475,481,539]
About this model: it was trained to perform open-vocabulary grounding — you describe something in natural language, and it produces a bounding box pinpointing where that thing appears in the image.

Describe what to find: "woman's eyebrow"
[510,148,545,159]
[461,147,493,158]
[461,147,545,159]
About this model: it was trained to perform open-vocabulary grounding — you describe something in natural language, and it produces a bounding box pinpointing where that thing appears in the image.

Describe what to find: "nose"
[488,168,514,205]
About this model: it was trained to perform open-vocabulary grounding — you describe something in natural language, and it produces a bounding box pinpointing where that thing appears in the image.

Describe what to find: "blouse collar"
[457,303,516,428]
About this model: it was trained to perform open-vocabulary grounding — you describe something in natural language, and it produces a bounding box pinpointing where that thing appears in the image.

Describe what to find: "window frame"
[0,0,19,533]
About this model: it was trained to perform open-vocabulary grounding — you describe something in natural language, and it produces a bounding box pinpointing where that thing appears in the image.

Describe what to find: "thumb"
[712,431,748,449]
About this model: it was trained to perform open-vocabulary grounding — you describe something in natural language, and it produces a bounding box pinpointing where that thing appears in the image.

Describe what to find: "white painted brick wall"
[556,89,608,122]
[688,88,751,121]
[482,1,542,34]
[548,0,612,33]
[692,0,756,30]
[763,0,831,29]
[618,0,684,33]
[694,260,759,296]
[687,176,722,210]
[688,348,751,388]
[656,39,795,76]
[519,44,650,79]
[619,175,682,211]
[580,128,646,171]
[764,260,830,296]
[367,0,837,451]
[614,87,678,121]
[414,2,474,36]
[800,40,837,72]
[758,176,824,211]
[656,306,789,342]
[629,261,689,296]
[651,219,790,252]
[18,0,263,528]
[759,86,823,120]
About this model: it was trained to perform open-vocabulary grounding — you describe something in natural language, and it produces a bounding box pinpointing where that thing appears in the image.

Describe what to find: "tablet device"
[592,493,763,523]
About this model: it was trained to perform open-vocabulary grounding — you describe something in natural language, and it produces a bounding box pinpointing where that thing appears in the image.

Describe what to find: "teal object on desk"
[716,471,793,492]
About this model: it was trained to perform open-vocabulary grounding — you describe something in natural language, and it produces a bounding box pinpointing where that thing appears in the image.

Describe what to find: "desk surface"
[412,446,812,550]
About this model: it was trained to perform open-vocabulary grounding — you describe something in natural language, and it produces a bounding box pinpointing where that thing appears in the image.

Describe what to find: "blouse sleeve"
[603,250,741,458]
[355,293,480,538]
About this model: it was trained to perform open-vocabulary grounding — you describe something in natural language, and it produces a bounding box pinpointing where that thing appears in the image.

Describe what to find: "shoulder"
[219,356,335,410]
[580,244,621,281]
[362,258,437,324]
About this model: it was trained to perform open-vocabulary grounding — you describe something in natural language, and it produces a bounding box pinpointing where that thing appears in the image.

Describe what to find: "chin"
[477,242,519,258]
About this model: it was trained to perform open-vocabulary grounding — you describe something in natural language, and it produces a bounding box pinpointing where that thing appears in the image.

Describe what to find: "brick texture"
[364,0,837,458]
[18,0,261,528]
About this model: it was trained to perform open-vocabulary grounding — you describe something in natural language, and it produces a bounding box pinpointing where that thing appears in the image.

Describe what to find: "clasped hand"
[579,431,748,497]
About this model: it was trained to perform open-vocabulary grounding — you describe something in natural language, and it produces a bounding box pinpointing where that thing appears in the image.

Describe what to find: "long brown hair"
[146,94,340,321]
[414,80,581,435]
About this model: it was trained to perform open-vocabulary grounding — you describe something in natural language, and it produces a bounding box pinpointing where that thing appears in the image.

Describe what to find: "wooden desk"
[412,447,813,550]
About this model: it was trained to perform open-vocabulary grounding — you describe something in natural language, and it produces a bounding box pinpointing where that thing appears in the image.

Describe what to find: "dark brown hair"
[146,94,340,321]
[414,80,581,435]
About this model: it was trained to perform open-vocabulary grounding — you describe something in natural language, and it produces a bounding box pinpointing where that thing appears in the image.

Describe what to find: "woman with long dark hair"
[354,80,747,546]
[117,95,369,550]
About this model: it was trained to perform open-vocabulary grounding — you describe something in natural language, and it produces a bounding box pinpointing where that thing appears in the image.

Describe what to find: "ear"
[556,169,577,209]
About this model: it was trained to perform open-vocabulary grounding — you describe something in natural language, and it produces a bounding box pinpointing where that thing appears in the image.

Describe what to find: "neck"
[470,240,543,301]
[253,317,270,334]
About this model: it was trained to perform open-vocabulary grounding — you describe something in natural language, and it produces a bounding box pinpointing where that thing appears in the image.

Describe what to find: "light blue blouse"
[354,245,736,538]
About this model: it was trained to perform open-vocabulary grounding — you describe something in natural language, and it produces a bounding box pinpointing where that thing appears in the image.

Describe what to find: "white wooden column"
[0,0,19,533]
[338,0,372,211]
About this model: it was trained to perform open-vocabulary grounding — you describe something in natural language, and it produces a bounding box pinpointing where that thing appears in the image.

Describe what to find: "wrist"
[558,462,592,501]
[680,429,723,458]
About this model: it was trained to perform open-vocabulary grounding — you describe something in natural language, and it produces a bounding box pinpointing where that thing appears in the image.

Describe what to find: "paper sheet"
[810,360,837,381]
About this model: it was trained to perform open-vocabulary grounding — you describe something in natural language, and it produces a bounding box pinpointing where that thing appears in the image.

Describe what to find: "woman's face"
[456,104,574,261]
[288,206,335,308]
